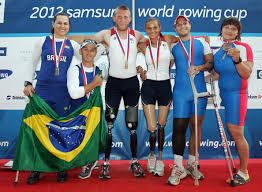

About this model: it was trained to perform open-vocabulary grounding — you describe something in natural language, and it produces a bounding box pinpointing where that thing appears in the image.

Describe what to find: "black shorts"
[141,79,172,106]
[105,76,140,108]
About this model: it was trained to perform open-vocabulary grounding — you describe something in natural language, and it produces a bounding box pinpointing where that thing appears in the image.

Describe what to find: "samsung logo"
[0,47,7,56]
[0,70,12,79]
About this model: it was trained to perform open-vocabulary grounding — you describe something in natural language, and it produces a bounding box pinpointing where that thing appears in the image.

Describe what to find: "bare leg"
[227,123,249,174]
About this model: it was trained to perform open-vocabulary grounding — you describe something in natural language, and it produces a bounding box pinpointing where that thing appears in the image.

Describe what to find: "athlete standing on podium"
[68,5,148,179]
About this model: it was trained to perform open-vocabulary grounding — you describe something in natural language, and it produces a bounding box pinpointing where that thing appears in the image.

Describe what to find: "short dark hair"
[114,5,130,16]
[219,17,242,41]
[50,12,71,34]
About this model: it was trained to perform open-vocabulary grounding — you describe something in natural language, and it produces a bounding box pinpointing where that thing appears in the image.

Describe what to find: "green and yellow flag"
[12,87,107,172]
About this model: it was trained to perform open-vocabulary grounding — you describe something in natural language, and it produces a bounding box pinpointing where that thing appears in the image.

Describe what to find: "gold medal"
[55,67,59,76]
[125,61,128,69]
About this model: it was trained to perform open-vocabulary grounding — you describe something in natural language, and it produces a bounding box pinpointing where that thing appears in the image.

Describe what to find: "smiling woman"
[22,12,81,185]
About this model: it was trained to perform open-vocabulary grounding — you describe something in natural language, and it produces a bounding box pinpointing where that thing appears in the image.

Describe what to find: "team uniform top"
[145,36,172,81]
[172,37,211,118]
[108,28,137,79]
[27,36,80,84]
[67,63,100,111]
[213,41,253,92]
[213,40,253,126]
[27,36,80,116]
[172,37,211,95]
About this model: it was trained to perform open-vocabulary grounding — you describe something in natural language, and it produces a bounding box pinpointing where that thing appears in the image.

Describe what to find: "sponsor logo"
[6,95,25,100]
[248,94,262,99]
[0,141,9,147]
[0,47,7,56]
[257,70,262,79]
[0,0,5,23]
[0,70,12,79]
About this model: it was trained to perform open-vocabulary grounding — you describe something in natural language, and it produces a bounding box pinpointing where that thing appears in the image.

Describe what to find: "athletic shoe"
[185,162,204,180]
[226,173,250,186]
[99,162,111,180]
[27,171,44,185]
[147,154,156,173]
[130,160,146,177]
[154,160,165,176]
[78,161,98,179]
[56,170,68,182]
[167,164,187,186]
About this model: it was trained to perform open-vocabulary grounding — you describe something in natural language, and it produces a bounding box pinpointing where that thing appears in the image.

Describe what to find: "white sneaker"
[154,160,164,176]
[185,162,204,180]
[167,165,187,186]
[147,154,156,173]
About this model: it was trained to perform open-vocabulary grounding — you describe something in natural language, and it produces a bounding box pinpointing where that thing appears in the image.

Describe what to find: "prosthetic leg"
[125,106,145,177]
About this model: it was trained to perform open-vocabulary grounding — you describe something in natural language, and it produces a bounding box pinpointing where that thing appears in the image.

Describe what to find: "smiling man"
[167,15,213,186]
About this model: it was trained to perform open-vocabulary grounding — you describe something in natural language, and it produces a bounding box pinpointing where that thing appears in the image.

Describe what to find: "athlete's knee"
[125,106,138,130]
[105,106,118,125]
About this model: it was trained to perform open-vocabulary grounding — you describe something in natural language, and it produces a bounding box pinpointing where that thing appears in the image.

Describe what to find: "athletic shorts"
[173,90,207,118]
[141,79,172,106]
[105,76,140,108]
[220,90,247,126]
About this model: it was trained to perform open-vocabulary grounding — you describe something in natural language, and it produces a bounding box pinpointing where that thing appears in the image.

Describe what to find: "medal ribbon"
[80,63,95,86]
[52,35,67,70]
[148,37,161,71]
[178,37,194,67]
[115,27,130,63]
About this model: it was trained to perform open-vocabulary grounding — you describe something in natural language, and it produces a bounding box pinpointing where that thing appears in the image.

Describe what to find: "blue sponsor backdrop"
[0,0,262,160]
[1,0,262,34]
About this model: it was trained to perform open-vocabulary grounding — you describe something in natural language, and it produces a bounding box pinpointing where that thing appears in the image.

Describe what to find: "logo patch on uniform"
[65,45,71,49]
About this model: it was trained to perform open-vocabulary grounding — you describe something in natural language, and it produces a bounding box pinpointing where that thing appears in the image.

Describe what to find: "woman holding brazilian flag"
[12,12,107,185]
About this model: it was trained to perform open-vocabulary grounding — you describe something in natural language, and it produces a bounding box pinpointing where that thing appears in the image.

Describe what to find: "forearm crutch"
[189,71,210,186]
[209,73,237,187]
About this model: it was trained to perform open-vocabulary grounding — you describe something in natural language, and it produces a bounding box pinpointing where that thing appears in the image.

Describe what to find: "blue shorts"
[220,90,247,126]
[173,90,207,118]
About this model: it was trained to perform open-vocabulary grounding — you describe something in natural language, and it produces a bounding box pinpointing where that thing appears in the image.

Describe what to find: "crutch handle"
[198,92,210,98]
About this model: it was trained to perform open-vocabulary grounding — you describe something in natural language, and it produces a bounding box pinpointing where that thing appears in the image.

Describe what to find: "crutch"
[209,73,237,186]
[189,71,210,186]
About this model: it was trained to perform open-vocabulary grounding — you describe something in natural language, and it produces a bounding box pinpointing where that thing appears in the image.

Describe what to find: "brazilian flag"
[12,87,107,172]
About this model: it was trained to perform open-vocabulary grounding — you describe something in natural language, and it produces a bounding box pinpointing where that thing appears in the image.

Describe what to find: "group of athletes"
[23,4,253,187]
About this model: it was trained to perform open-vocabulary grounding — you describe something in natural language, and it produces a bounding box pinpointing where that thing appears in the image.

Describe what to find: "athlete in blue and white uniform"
[23,13,80,185]
[213,17,253,186]
[167,15,213,186]
[67,39,104,180]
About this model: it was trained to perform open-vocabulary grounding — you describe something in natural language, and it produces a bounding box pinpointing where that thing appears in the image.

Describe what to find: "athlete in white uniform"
[68,5,148,179]
[138,18,177,177]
